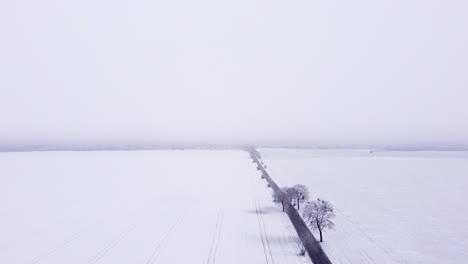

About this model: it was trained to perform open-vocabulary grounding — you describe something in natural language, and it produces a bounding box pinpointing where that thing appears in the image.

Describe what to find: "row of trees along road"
[269,176,335,243]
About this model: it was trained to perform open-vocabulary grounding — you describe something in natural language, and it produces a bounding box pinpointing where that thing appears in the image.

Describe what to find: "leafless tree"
[285,187,299,207]
[292,236,306,256]
[272,187,289,212]
[302,198,335,242]
[292,184,310,210]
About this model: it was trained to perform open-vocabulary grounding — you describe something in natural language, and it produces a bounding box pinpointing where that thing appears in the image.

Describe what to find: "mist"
[1,0,467,149]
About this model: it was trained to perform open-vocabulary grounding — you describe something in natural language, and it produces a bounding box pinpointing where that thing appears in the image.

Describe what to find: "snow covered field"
[259,148,468,264]
[0,150,308,264]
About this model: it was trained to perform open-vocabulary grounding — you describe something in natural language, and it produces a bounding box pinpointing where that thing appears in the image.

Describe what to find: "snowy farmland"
[0,150,308,264]
[259,148,468,264]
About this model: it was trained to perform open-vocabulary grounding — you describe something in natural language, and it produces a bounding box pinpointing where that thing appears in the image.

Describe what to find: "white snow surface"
[259,148,468,264]
[0,150,309,264]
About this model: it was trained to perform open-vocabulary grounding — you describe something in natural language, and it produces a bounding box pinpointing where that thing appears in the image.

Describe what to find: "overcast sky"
[1,0,467,148]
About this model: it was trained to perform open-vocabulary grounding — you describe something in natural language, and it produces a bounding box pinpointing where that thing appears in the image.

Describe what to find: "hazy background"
[1,0,467,149]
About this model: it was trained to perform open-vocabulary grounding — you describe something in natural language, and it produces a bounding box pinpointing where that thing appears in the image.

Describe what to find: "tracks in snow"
[88,224,137,264]
[30,224,93,264]
[145,214,185,264]
[254,195,275,264]
[206,209,225,264]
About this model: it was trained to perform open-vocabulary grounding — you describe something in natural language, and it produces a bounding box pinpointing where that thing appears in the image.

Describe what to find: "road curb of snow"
[248,148,333,264]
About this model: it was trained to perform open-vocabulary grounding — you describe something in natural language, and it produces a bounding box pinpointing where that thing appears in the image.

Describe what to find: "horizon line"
[1,142,468,152]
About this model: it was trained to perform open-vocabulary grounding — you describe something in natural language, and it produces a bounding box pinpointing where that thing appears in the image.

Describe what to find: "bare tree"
[291,236,306,256]
[272,187,289,212]
[302,198,335,242]
[285,187,299,207]
[292,184,310,210]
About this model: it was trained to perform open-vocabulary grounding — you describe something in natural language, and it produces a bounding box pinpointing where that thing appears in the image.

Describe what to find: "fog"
[1,0,467,149]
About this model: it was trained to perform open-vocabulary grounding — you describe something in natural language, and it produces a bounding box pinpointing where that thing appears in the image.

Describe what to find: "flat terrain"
[0,150,308,264]
[259,148,468,264]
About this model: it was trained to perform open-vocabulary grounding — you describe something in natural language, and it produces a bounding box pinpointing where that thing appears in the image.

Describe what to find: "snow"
[259,148,468,264]
[0,150,309,264]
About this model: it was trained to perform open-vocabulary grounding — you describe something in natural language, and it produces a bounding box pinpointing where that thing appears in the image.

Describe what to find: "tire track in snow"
[88,224,137,264]
[206,210,222,264]
[257,199,275,264]
[207,209,224,264]
[259,206,275,264]
[145,214,185,264]
[30,224,92,264]
[254,195,275,264]
[361,250,378,264]
[29,207,131,264]
[254,197,269,263]
[206,209,224,264]
[212,210,224,264]
[334,208,398,264]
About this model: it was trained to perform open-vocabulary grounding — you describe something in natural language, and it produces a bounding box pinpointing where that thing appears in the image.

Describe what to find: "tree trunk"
[281,201,285,212]
[297,197,300,210]
[319,229,323,242]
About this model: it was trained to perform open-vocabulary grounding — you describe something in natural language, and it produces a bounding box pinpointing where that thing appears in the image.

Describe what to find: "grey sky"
[1,0,467,148]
